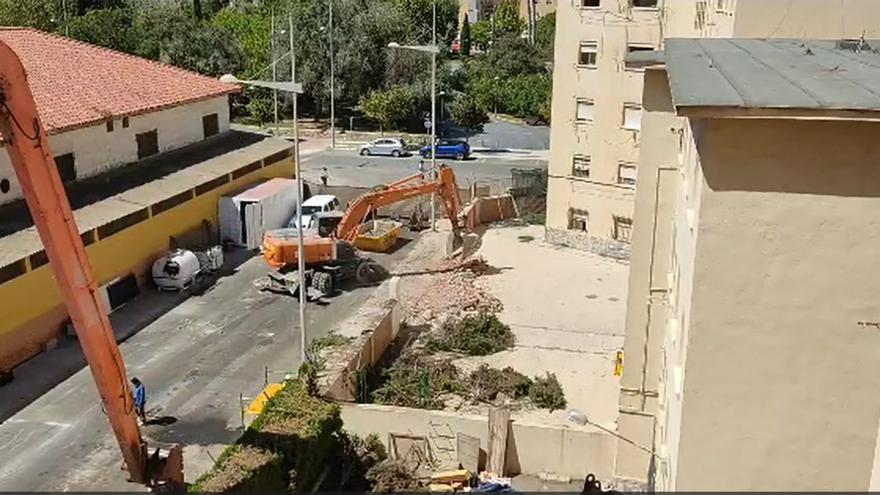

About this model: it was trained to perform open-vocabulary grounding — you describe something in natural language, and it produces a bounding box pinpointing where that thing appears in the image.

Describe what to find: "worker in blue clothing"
[131,377,146,425]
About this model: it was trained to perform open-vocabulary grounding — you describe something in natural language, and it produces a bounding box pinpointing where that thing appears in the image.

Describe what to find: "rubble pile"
[403,256,503,321]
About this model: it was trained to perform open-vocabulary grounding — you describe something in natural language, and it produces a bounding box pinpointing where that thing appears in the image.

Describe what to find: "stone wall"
[545,227,631,261]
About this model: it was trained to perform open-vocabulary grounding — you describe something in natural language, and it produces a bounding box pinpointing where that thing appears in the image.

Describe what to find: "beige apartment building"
[616,38,880,490]
[545,0,880,259]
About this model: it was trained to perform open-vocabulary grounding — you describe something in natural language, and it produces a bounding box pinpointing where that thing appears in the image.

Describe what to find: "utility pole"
[290,12,307,365]
[528,0,536,45]
[430,0,436,230]
[271,8,279,135]
[329,0,336,149]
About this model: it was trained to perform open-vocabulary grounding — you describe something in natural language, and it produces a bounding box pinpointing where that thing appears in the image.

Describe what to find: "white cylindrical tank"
[152,249,201,291]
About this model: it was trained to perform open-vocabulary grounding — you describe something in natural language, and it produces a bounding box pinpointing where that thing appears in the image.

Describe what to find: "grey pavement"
[299,148,547,190]
[0,233,421,490]
[444,120,550,151]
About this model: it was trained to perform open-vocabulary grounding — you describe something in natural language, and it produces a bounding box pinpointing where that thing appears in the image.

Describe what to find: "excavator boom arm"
[336,165,463,242]
[0,42,148,483]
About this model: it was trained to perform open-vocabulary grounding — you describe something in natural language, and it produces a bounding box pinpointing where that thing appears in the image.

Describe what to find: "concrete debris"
[403,256,503,322]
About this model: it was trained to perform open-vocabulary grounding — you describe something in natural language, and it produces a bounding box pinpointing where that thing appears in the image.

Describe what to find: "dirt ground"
[396,223,628,430]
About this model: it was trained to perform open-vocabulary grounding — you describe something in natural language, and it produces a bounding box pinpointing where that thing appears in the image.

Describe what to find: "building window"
[203,113,220,138]
[581,0,600,7]
[576,99,594,123]
[136,130,159,159]
[628,44,654,53]
[622,104,643,131]
[578,42,598,67]
[695,1,707,29]
[572,155,591,178]
[613,215,633,243]
[106,120,114,132]
[54,153,76,183]
[568,208,589,232]
[631,0,658,7]
[122,117,130,128]
[618,162,637,187]
[0,259,26,285]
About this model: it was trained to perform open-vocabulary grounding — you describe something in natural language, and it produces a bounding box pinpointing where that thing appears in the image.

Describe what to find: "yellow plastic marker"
[246,382,285,414]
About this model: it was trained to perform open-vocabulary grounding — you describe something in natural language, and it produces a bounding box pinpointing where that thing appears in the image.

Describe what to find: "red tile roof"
[0,28,239,134]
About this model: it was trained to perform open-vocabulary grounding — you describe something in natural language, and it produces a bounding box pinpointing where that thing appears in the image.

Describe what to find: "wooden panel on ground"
[457,433,481,473]
[487,407,511,475]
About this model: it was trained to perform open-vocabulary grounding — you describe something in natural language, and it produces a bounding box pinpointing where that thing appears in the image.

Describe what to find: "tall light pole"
[271,8,279,135]
[329,0,336,149]
[289,12,306,365]
[430,0,436,231]
[387,5,439,230]
[220,73,306,364]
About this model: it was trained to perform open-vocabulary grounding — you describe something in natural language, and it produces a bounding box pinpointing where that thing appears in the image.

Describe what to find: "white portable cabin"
[219,178,299,249]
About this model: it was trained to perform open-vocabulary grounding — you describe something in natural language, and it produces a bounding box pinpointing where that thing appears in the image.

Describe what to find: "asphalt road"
[299,148,548,190]
[0,234,420,491]
[444,120,550,151]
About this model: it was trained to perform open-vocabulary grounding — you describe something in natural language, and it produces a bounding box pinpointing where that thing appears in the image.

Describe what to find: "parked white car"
[288,194,340,229]
[358,137,407,157]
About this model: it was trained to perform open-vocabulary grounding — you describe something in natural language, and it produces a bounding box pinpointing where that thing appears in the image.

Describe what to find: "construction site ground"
[398,223,627,430]
[0,229,426,491]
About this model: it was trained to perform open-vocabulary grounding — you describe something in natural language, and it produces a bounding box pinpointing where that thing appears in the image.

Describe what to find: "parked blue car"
[419,140,471,160]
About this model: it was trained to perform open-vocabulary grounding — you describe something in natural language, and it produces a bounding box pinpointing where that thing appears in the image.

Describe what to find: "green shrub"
[427,313,515,356]
[529,373,567,412]
[191,379,343,492]
[468,364,532,403]
[371,353,463,409]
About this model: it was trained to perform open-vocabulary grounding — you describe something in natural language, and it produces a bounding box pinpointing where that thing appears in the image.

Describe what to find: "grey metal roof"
[664,38,880,114]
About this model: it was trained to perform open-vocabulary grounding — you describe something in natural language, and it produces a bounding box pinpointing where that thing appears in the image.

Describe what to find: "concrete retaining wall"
[317,297,401,402]
[461,194,519,231]
[339,402,615,480]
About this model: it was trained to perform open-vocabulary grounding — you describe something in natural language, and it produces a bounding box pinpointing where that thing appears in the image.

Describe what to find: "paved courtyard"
[455,224,628,429]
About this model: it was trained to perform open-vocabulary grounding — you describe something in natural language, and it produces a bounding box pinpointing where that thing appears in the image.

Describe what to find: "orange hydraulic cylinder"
[0,42,146,483]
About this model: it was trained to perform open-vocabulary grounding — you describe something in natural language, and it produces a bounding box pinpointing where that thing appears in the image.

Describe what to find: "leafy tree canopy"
[358,85,416,131]
[449,93,488,133]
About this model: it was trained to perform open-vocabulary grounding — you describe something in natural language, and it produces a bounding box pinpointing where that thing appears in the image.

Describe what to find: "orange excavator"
[0,43,181,487]
[260,165,463,295]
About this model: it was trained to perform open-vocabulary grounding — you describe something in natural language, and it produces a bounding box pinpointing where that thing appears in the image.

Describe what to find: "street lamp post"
[220,73,306,364]
[387,35,440,230]
[329,0,336,149]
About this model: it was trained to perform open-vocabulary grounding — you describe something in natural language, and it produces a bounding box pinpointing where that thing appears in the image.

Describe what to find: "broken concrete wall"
[339,402,615,480]
[460,195,519,231]
[318,298,401,402]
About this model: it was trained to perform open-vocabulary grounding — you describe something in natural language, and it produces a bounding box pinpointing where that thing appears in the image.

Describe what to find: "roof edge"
[45,91,237,135]
[677,105,880,121]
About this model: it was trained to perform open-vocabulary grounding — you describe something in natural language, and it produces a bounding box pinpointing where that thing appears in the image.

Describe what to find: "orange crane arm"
[0,41,173,486]
[336,165,463,242]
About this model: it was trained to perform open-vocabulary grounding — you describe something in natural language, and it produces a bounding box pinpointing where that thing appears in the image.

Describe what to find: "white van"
[288,194,340,229]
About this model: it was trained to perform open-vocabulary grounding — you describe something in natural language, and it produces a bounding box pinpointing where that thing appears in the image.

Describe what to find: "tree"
[535,12,555,61]
[460,16,471,56]
[470,21,492,52]
[391,0,459,45]
[449,93,488,135]
[0,0,66,31]
[492,0,524,38]
[358,86,415,133]
[64,7,138,53]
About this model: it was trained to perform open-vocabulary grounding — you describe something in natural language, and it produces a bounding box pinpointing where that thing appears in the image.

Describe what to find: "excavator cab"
[313,211,344,238]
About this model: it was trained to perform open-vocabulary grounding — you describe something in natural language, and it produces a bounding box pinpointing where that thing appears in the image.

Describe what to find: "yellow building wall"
[0,156,294,370]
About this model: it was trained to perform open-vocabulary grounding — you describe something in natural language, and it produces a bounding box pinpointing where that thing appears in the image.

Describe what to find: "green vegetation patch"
[370,353,464,410]
[529,373,567,412]
[468,364,531,403]
[426,313,515,356]
[191,379,384,493]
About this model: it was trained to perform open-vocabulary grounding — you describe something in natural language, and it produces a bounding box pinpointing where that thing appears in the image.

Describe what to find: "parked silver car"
[358,137,407,157]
